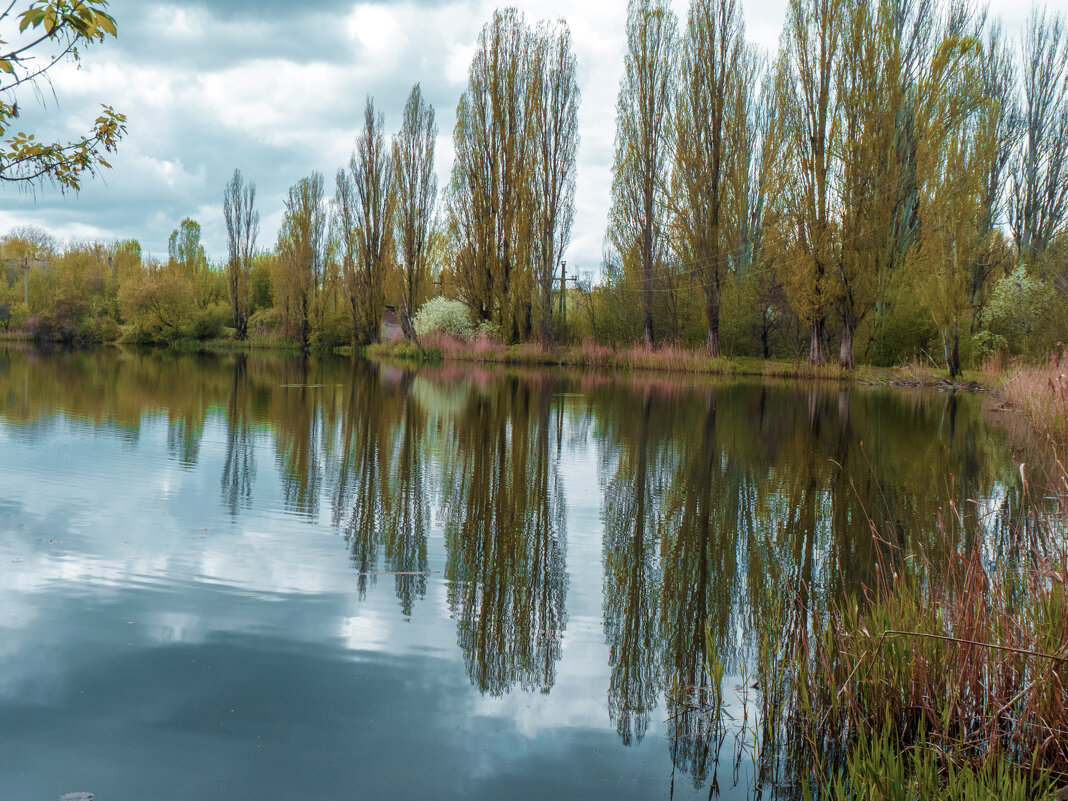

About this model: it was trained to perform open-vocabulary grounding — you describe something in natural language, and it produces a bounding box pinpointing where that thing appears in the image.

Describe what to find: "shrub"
[88,315,122,343]
[190,302,230,340]
[248,307,284,338]
[310,310,352,349]
[413,297,474,341]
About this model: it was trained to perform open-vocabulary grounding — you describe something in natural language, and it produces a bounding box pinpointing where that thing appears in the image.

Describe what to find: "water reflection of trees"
[1,347,1035,792]
[591,379,1023,790]
[221,354,256,516]
[441,376,568,695]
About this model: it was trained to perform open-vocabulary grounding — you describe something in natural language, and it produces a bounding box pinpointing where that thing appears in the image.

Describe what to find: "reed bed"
[366,336,855,380]
[996,348,1068,446]
[751,457,1068,799]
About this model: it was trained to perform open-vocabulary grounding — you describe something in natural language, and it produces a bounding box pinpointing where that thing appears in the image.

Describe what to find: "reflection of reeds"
[688,457,1068,799]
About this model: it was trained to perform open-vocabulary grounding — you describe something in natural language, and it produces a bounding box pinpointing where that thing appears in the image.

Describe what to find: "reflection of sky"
[0,406,725,801]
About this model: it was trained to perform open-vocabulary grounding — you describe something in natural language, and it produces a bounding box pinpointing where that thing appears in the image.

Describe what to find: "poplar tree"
[338,96,394,346]
[609,0,678,347]
[772,0,845,365]
[277,172,327,349]
[909,11,992,378]
[530,21,579,345]
[1011,9,1068,268]
[222,169,259,340]
[391,84,438,342]
[671,0,744,357]
[451,9,536,342]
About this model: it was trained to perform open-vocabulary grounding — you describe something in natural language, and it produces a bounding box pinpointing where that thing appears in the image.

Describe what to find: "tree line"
[2,1,1067,374]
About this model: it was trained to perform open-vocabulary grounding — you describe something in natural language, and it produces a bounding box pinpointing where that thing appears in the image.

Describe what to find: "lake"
[0,347,1027,800]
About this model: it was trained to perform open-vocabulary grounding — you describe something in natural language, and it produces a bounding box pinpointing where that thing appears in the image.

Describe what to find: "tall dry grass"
[689,457,1068,799]
[780,456,1068,797]
[996,348,1068,446]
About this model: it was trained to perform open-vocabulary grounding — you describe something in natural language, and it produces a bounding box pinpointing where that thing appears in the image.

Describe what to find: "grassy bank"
[363,336,992,388]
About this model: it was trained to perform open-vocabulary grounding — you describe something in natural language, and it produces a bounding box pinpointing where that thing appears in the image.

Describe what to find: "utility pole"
[559,260,567,331]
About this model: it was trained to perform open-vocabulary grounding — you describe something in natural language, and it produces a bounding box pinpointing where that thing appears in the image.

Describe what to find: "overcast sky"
[0,0,1033,272]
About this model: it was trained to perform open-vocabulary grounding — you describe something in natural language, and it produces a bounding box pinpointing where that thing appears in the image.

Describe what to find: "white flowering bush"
[412,297,474,340]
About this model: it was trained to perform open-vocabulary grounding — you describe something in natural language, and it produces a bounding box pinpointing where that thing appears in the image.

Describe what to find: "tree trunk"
[808,319,825,365]
[539,285,554,346]
[945,325,961,379]
[400,295,417,341]
[706,294,720,358]
[839,321,855,370]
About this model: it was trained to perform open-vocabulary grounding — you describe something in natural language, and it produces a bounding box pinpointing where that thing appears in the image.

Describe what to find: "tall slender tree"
[909,10,993,378]
[772,0,846,365]
[391,84,438,342]
[278,172,327,350]
[338,96,394,346]
[451,9,537,342]
[671,0,744,357]
[530,21,579,345]
[222,169,259,340]
[1011,8,1068,269]
[609,0,678,347]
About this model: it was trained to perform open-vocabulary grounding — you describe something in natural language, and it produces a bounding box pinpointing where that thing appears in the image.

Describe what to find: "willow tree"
[337,96,394,346]
[391,84,438,341]
[451,9,536,341]
[671,0,744,357]
[609,0,678,347]
[222,169,259,340]
[277,172,327,349]
[771,0,846,365]
[910,15,993,378]
[530,21,579,345]
[1011,8,1068,268]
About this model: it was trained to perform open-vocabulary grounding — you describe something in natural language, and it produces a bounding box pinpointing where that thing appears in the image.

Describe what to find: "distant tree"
[0,1,126,191]
[167,218,207,280]
[909,12,993,378]
[391,84,438,342]
[771,0,846,365]
[1010,9,1068,269]
[223,169,260,340]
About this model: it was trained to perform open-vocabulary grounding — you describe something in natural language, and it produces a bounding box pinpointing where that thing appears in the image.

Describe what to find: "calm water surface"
[0,348,1026,800]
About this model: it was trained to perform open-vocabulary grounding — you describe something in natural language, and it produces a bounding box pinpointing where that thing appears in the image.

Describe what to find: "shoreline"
[359,338,993,391]
[0,330,1009,393]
